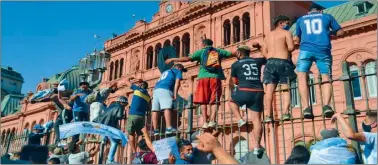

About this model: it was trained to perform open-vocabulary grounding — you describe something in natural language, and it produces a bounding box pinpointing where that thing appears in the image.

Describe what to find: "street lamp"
[79,48,111,88]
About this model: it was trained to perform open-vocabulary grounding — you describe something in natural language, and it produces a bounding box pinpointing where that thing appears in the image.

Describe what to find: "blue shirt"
[295,12,341,54]
[155,68,183,91]
[129,84,151,116]
[175,158,190,164]
[361,132,377,164]
[72,88,92,113]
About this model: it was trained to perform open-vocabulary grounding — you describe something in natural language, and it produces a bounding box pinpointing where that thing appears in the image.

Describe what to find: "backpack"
[85,89,100,104]
[201,47,221,73]
[131,152,148,164]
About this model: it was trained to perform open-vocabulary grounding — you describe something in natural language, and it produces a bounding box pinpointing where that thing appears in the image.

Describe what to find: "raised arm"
[331,113,366,142]
[165,57,192,64]
[286,31,294,52]
[141,127,155,152]
[196,133,239,164]
[89,145,100,157]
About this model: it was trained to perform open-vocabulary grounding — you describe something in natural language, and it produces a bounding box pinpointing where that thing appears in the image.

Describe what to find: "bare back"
[263,29,294,60]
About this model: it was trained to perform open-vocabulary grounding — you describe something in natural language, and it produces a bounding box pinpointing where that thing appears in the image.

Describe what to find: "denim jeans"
[105,137,118,163]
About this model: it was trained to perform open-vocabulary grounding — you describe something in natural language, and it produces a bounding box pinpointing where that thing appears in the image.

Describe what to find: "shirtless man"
[254,15,296,122]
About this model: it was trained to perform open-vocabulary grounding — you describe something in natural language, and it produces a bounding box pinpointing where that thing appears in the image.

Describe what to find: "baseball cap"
[320,128,339,139]
[174,63,188,72]
[33,124,44,130]
[79,82,89,86]
[237,45,251,52]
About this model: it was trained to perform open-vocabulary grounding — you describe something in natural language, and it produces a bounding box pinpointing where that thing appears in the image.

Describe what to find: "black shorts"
[231,90,264,112]
[263,58,297,84]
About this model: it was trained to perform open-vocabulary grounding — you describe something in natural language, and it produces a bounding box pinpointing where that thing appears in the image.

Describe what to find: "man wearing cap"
[253,15,296,123]
[94,96,128,164]
[165,39,237,129]
[308,128,357,164]
[228,45,266,155]
[294,3,344,119]
[28,124,47,145]
[124,78,151,153]
[88,82,118,122]
[151,63,187,136]
[69,82,92,122]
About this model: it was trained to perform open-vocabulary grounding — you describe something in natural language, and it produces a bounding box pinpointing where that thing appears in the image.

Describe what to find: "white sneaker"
[253,147,265,155]
[208,121,216,128]
[202,122,209,129]
[237,119,246,128]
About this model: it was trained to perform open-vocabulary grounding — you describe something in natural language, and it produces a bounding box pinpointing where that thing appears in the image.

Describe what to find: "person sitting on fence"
[124,78,151,153]
[307,128,357,164]
[94,96,128,164]
[48,157,60,164]
[228,45,266,155]
[293,3,344,120]
[284,145,310,164]
[20,145,49,164]
[67,140,99,164]
[28,124,48,145]
[49,147,69,164]
[331,111,377,164]
[151,63,187,136]
[254,15,296,123]
[87,82,118,122]
[165,39,237,129]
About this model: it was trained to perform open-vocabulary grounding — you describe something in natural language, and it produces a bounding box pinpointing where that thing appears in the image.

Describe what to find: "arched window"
[114,60,119,80]
[173,36,180,57]
[119,58,124,77]
[242,13,250,40]
[223,20,231,46]
[365,61,377,97]
[350,64,362,99]
[146,46,154,69]
[109,62,114,81]
[232,16,241,43]
[154,43,162,67]
[182,33,190,57]
[164,39,171,47]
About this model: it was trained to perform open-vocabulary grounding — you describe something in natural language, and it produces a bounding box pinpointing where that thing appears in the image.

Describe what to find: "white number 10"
[304,18,322,34]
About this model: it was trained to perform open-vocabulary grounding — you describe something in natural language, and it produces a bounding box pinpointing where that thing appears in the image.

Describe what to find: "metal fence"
[2,61,377,164]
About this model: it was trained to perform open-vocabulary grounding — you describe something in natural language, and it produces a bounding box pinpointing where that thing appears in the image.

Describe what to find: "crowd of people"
[1,4,377,164]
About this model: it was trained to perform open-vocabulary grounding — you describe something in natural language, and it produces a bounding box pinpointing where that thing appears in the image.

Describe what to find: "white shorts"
[90,102,105,121]
[152,88,173,112]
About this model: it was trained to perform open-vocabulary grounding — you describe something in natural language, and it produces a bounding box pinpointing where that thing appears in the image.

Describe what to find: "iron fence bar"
[245,101,250,157]
[288,79,295,147]
[222,93,226,151]
[176,99,180,137]
[297,80,306,144]
[329,72,339,130]
[5,133,13,154]
[230,94,234,157]
[278,84,287,161]
[187,94,194,141]
[360,65,371,111]
[317,74,327,129]
[341,61,363,163]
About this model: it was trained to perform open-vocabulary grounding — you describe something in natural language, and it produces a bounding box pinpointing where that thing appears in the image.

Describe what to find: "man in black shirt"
[229,45,265,155]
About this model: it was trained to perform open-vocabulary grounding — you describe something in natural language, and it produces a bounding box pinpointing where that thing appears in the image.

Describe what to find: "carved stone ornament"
[130,51,140,73]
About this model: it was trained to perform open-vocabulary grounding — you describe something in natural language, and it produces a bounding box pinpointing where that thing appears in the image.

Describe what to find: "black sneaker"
[323,105,334,118]
[303,108,314,119]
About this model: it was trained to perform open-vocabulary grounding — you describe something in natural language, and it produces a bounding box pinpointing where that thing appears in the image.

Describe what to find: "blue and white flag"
[58,79,69,91]
[59,121,128,146]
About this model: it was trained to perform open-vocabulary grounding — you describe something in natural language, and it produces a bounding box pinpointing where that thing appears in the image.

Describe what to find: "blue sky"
[1,1,346,93]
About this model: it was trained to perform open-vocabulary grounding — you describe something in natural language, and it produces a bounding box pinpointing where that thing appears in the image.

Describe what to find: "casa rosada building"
[1,1,377,164]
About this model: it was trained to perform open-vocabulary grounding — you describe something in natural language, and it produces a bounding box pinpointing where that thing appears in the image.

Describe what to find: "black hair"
[202,39,213,46]
[367,111,377,121]
[138,139,148,151]
[284,145,310,164]
[67,141,77,153]
[309,3,324,11]
[274,15,290,27]
[178,139,192,150]
[48,157,60,164]
[141,81,148,89]
[20,145,49,164]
